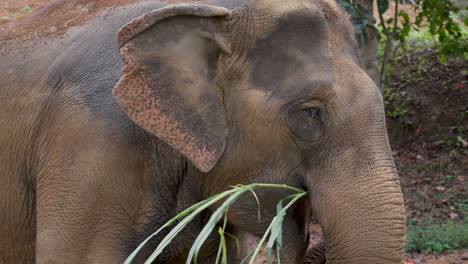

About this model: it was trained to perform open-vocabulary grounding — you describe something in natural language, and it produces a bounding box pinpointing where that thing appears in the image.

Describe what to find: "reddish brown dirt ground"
[383,46,467,263]
[0,0,55,31]
[1,1,466,263]
[386,48,467,224]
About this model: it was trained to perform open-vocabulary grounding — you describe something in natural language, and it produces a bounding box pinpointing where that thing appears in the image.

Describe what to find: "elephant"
[0,0,406,263]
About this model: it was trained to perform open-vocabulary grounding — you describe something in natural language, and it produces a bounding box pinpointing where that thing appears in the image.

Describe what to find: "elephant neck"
[129,136,213,261]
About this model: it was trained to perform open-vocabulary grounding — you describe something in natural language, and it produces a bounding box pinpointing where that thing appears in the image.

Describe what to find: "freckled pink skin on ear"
[113,47,222,172]
[113,5,230,172]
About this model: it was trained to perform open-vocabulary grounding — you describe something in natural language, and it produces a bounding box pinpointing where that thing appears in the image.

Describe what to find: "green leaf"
[399,12,410,24]
[21,5,31,13]
[377,0,389,15]
[386,17,394,25]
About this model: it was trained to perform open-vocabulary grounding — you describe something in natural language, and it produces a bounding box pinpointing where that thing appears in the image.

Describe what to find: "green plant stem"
[379,0,400,89]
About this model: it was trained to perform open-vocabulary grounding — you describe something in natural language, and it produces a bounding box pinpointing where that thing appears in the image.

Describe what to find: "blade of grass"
[275,201,283,264]
[276,245,281,264]
[265,199,284,264]
[224,232,240,256]
[218,227,228,264]
[243,184,262,222]
[215,210,230,264]
[265,194,293,262]
[239,220,274,264]
[248,183,304,193]
[215,235,223,264]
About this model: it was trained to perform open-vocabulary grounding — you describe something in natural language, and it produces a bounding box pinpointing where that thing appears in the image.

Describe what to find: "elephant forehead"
[247,13,335,101]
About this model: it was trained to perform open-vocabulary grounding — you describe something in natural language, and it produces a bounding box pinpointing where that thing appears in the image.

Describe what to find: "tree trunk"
[355,0,380,91]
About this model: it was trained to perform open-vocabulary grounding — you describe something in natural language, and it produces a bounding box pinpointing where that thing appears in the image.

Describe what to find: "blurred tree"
[337,0,468,90]
[355,0,380,87]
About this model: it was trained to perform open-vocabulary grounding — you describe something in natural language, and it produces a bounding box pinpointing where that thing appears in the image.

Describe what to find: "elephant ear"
[113,4,231,172]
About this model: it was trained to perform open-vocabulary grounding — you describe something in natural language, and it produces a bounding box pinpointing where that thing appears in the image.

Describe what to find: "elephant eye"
[287,106,324,143]
[307,108,321,120]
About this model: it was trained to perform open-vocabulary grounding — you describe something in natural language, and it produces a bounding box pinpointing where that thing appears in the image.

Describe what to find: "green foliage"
[21,5,31,13]
[412,0,468,62]
[405,217,468,254]
[404,28,438,49]
[401,162,430,169]
[458,200,468,213]
[388,0,467,55]
[377,0,389,15]
[336,0,376,47]
[124,184,307,264]
[435,127,467,156]
[1,4,33,24]
[337,0,468,88]
[383,87,411,126]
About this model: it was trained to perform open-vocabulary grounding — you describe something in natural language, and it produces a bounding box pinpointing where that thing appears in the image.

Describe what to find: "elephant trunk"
[310,168,405,263]
[306,122,406,263]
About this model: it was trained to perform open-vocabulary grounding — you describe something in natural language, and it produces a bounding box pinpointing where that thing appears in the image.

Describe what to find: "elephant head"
[113,0,406,263]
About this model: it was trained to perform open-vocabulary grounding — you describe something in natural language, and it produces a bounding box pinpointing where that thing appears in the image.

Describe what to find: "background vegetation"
[336,1,467,261]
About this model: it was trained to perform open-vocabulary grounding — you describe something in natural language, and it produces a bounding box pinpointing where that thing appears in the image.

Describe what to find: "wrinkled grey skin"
[0,0,405,263]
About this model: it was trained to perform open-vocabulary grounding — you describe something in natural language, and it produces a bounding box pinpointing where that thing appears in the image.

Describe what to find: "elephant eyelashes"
[307,108,321,121]
[287,107,324,143]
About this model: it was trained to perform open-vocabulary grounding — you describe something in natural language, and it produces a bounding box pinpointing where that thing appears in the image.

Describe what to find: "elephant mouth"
[240,215,316,263]
[243,233,281,262]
